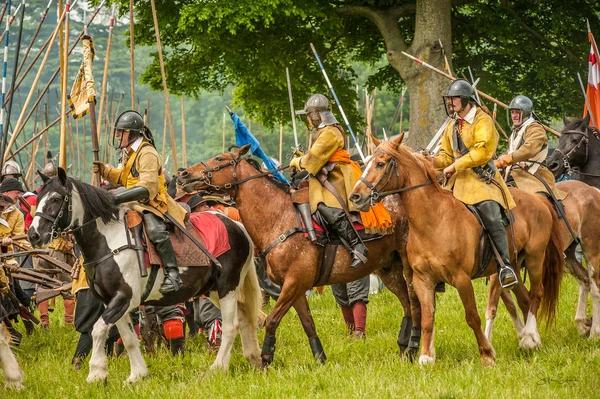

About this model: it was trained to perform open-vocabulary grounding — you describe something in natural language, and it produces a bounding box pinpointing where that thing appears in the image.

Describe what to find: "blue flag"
[230,112,289,184]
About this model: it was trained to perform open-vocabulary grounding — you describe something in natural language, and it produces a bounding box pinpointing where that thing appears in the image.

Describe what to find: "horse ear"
[369,133,381,147]
[57,167,68,186]
[238,144,251,156]
[37,170,50,184]
[583,113,591,126]
[391,132,405,147]
[562,115,572,126]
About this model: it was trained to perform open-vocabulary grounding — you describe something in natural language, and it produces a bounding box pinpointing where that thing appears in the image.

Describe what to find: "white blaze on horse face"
[353,158,374,192]
[29,192,60,238]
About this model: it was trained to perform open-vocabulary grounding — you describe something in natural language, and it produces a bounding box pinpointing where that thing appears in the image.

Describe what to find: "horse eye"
[376,162,385,168]
[215,156,223,162]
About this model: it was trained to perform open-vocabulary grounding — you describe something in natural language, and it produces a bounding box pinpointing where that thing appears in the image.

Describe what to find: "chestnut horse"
[485,179,600,341]
[350,134,564,366]
[178,144,418,367]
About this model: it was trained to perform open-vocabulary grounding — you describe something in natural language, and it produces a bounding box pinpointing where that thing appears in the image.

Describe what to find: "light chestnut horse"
[0,324,23,390]
[178,144,420,367]
[350,134,564,366]
[486,179,600,341]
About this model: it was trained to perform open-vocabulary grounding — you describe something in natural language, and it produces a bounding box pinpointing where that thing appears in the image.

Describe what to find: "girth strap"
[258,210,307,259]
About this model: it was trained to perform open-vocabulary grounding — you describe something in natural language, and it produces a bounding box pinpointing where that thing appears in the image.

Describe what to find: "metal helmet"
[508,95,534,126]
[41,161,58,177]
[296,93,339,128]
[442,79,477,116]
[1,160,22,180]
[112,110,145,148]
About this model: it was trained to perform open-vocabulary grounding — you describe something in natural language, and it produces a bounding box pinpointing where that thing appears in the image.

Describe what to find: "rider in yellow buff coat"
[433,79,518,289]
[92,110,186,294]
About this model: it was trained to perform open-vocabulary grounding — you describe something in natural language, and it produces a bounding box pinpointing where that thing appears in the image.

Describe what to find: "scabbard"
[131,223,148,277]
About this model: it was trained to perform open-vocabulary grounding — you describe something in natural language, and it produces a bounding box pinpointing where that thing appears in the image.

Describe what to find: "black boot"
[143,213,182,294]
[475,201,518,289]
[317,204,368,269]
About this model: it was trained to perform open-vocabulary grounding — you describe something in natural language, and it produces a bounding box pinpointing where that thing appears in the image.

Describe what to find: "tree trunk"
[340,0,453,148]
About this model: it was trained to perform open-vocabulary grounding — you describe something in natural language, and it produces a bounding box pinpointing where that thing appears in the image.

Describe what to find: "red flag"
[584,23,600,127]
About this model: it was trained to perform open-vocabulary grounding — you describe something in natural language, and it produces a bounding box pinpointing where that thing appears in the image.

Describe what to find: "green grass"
[6,274,600,398]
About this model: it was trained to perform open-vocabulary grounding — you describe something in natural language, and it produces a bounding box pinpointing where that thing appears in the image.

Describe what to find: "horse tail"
[539,198,565,326]
[236,224,262,330]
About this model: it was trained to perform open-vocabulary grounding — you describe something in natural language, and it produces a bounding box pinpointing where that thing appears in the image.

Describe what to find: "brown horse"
[349,134,564,366]
[178,144,418,367]
[485,179,600,341]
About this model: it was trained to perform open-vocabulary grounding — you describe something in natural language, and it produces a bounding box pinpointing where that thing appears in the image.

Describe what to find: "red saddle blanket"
[146,212,231,267]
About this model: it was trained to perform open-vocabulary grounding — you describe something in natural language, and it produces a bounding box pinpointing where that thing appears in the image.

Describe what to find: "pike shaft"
[310,43,365,162]
[285,67,298,147]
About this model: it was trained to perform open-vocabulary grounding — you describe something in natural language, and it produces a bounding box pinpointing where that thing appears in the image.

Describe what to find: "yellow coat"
[0,206,28,255]
[433,108,516,210]
[507,122,567,200]
[101,140,186,225]
[296,126,358,214]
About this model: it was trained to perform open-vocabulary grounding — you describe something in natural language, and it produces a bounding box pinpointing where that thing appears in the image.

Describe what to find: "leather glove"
[92,160,106,176]
[494,154,513,168]
[289,156,303,170]
[293,149,305,157]
[0,237,12,247]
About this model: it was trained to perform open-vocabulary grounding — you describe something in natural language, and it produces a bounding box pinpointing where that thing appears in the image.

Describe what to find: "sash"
[508,118,547,174]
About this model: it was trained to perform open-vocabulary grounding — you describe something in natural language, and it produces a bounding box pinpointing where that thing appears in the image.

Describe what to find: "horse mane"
[245,158,291,194]
[40,177,120,224]
[380,141,445,194]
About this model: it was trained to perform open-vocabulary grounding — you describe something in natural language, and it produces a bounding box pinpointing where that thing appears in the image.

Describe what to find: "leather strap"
[313,244,337,287]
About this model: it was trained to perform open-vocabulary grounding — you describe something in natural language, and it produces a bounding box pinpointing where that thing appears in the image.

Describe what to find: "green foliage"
[9,275,600,398]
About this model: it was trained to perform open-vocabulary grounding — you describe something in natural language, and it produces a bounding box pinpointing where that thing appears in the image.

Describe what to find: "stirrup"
[160,274,182,294]
[499,266,518,289]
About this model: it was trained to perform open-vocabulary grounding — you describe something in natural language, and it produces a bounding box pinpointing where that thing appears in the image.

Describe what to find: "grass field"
[5,273,600,398]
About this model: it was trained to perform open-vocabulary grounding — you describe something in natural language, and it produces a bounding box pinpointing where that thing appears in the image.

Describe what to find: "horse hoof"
[86,371,108,384]
[576,318,592,336]
[403,349,418,363]
[418,355,435,366]
[124,372,147,385]
[588,328,600,339]
[519,334,540,350]
[481,356,496,367]
[4,381,23,391]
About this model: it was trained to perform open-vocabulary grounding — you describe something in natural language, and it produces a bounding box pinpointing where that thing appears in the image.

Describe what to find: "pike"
[12,241,72,274]
[0,1,19,43]
[96,5,116,145]
[285,67,299,148]
[401,51,561,137]
[0,0,13,163]
[58,0,71,169]
[3,0,102,161]
[310,43,366,162]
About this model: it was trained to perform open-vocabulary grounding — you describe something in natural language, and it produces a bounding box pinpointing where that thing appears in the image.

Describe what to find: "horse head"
[178,144,252,195]
[547,114,592,178]
[28,167,77,247]
[350,133,408,211]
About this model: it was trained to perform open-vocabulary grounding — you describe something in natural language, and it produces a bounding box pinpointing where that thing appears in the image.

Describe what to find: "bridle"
[554,125,600,177]
[357,149,432,206]
[185,151,290,197]
[35,184,97,239]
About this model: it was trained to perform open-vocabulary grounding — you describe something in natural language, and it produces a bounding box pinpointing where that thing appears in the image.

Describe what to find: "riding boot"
[317,204,368,269]
[296,203,317,243]
[143,213,182,294]
[475,201,518,289]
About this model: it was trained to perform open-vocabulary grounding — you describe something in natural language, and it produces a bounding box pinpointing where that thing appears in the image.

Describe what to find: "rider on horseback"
[92,110,187,294]
[495,95,567,200]
[290,94,368,269]
[433,79,518,289]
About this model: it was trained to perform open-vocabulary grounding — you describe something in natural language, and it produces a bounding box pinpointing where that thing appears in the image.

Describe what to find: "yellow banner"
[67,35,96,119]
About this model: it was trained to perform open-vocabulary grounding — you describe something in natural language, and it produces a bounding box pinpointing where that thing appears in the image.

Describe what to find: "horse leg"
[519,261,543,350]
[210,289,239,372]
[261,280,303,368]
[292,294,326,363]
[566,247,592,335]
[585,253,600,338]
[411,273,436,366]
[87,291,132,383]
[454,273,496,366]
[236,298,262,369]
[0,325,23,390]
[115,313,148,384]
[486,274,525,343]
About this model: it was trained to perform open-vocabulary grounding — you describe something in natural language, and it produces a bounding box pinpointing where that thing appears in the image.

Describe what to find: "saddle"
[126,210,230,268]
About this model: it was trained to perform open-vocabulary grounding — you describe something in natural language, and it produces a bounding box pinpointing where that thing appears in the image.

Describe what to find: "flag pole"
[0,0,14,165]
[150,0,178,171]
[577,72,598,128]
[181,96,187,168]
[97,5,115,143]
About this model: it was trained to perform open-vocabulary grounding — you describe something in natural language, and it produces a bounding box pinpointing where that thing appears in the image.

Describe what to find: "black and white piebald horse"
[28,169,262,384]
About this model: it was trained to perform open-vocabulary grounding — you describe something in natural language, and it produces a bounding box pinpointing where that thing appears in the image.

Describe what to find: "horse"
[177,144,419,368]
[0,324,23,390]
[349,133,564,366]
[484,180,600,342]
[547,114,600,188]
[27,169,263,384]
